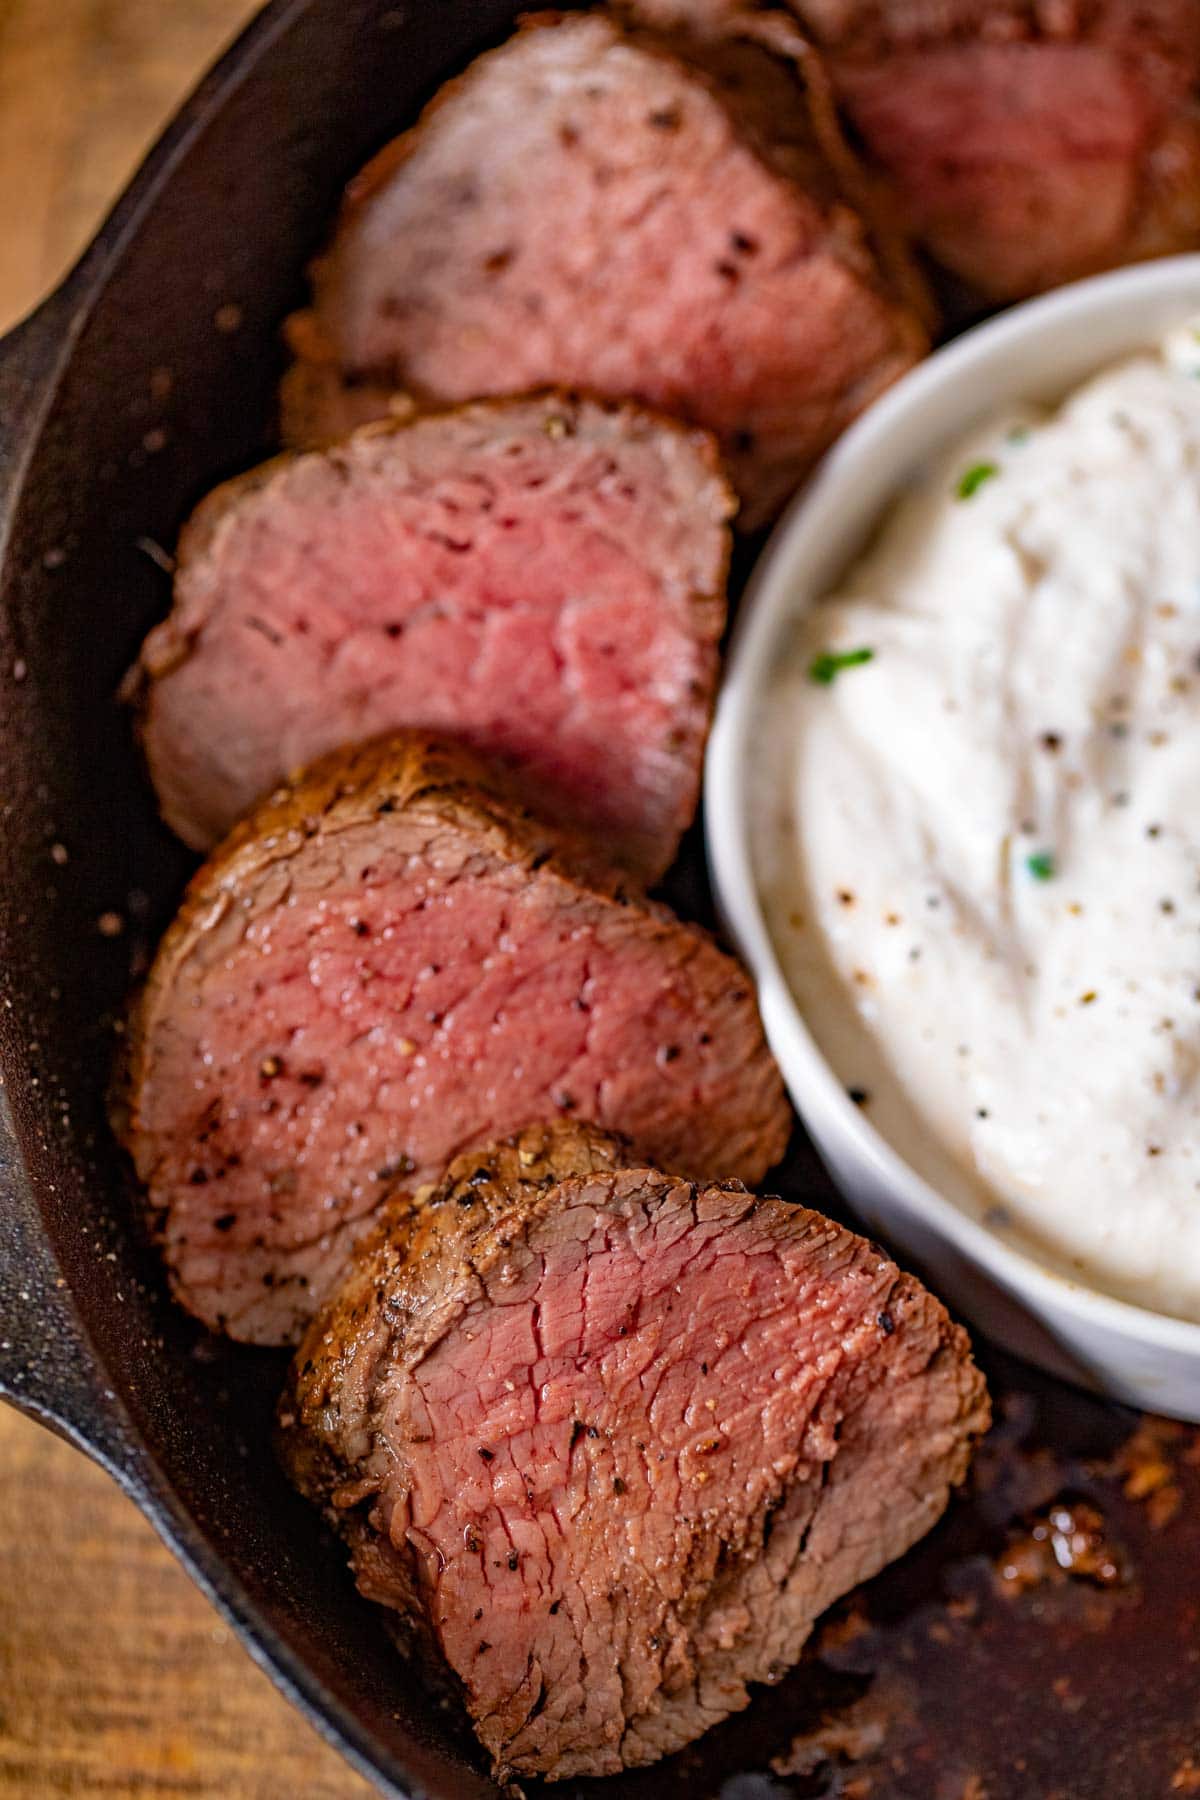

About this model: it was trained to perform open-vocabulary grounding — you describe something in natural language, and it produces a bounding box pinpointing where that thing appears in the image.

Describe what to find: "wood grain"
[0,3,375,1794]
[0,0,260,332]
[0,1409,376,1798]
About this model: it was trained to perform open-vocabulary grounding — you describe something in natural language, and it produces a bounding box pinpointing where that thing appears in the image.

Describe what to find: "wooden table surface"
[0,4,375,1795]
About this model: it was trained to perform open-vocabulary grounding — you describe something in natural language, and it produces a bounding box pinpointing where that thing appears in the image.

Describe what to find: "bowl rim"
[706,252,1200,1361]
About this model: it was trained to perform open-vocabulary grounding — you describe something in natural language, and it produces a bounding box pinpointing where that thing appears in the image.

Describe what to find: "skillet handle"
[0,277,88,506]
[0,1086,140,1477]
[0,283,142,1480]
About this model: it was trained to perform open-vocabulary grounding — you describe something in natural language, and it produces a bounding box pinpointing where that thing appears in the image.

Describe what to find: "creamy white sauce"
[757,322,1200,1323]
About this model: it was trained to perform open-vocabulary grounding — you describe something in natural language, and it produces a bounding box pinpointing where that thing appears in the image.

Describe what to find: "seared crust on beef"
[121,735,791,1343]
[281,1121,990,1782]
[132,731,642,938]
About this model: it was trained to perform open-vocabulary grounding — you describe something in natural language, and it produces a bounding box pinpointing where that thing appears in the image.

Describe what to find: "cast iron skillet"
[0,4,544,1795]
[6,7,1199,1800]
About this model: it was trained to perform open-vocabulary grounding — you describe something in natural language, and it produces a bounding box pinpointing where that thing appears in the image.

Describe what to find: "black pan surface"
[0,6,1196,1797]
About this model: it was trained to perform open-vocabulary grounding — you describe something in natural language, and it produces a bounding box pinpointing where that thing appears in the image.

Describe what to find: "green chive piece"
[1025,850,1056,881]
[808,647,875,686]
[1006,426,1031,447]
[956,461,999,500]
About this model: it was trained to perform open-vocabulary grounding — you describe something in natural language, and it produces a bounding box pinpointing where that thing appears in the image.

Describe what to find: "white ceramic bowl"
[707,255,1200,1420]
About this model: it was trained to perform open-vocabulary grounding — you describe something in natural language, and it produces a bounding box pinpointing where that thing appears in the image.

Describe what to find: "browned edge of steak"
[280,1121,640,1515]
[280,1120,991,1782]
[114,732,640,1155]
[116,733,793,1342]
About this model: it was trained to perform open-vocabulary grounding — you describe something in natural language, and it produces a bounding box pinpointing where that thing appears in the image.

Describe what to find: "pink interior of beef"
[143,829,780,1340]
[402,1184,842,1739]
[838,42,1160,293]
[369,1177,970,1777]
[302,16,920,521]
[144,409,724,875]
[335,121,885,437]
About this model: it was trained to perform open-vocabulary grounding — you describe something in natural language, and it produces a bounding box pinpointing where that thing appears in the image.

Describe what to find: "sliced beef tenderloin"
[791,0,1200,299]
[279,10,927,527]
[129,393,732,877]
[121,735,790,1344]
[280,1120,990,1784]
